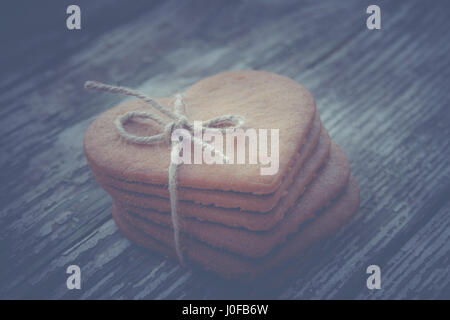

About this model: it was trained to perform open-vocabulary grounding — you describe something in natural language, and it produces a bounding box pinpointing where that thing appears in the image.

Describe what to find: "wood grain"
[0,0,449,299]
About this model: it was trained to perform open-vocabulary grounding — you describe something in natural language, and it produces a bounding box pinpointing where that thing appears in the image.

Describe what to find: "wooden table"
[1,0,449,299]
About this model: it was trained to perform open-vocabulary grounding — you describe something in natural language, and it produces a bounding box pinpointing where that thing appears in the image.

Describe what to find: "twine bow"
[85,81,245,264]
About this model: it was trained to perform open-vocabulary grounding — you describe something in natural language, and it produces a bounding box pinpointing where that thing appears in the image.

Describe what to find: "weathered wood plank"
[357,203,450,299]
[1,0,449,299]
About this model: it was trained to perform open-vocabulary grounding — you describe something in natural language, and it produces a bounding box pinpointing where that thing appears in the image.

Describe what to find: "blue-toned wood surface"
[0,0,449,299]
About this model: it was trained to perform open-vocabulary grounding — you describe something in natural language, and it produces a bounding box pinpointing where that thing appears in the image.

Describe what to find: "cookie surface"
[117,140,350,258]
[112,176,360,280]
[84,70,316,194]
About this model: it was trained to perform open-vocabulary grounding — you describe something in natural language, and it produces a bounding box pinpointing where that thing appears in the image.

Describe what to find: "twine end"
[84,80,97,90]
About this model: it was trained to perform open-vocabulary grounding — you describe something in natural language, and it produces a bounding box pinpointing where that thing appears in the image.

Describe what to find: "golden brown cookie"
[84,70,317,194]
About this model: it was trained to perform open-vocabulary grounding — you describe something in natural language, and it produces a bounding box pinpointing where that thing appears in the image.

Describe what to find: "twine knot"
[164,116,190,143]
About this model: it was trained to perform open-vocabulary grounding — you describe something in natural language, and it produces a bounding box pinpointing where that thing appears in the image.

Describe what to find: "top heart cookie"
[84,70,316,194]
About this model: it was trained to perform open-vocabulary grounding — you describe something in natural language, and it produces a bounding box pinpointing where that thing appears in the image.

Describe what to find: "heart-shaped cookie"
[84,70,316,194]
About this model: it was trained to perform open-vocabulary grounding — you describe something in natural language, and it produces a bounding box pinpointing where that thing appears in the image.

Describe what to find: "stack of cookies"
[84,70,359,280]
